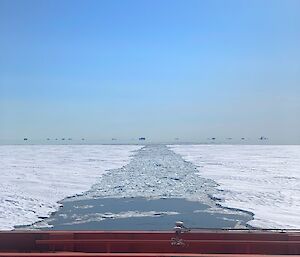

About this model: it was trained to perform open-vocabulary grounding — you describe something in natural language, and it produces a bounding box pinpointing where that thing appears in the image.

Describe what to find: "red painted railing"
[0,230,299,256]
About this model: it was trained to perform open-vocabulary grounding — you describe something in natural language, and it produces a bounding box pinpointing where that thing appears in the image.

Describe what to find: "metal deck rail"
[0,230,299,256]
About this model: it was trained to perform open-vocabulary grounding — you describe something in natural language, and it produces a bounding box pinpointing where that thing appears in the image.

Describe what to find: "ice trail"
[75,145,219,204]
[26,145,251,230]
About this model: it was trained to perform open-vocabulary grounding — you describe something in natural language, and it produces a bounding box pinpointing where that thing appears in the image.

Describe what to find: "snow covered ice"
[169,145,300,229]
[0,145,142,230]
[1,144,299,230]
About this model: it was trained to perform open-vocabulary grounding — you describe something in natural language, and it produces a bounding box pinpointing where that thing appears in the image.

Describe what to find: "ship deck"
[0,230,299,256]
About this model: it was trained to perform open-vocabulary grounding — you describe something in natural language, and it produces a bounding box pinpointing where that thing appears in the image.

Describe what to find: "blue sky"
[0,0,300,144]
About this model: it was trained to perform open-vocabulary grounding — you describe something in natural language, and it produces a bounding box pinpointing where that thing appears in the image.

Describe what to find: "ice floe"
[60,211,180,225]
[169,145,300,229]
[0,145,142,230]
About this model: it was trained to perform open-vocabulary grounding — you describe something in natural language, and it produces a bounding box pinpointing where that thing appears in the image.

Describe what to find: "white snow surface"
[169,145,300,229]
[0,145,142,230]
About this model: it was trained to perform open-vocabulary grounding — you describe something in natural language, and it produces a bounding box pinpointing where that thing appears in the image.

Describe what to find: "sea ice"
[169,145,300,229]
[0,145,142,230]
[75,145,219,205]
[60,211,180,225]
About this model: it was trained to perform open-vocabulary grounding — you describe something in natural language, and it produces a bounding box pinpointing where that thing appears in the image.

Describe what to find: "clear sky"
[0,0,300,144]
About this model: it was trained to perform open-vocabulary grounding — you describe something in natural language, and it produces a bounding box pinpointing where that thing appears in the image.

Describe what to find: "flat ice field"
[169,145,300,229]
[0,145,142,230]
